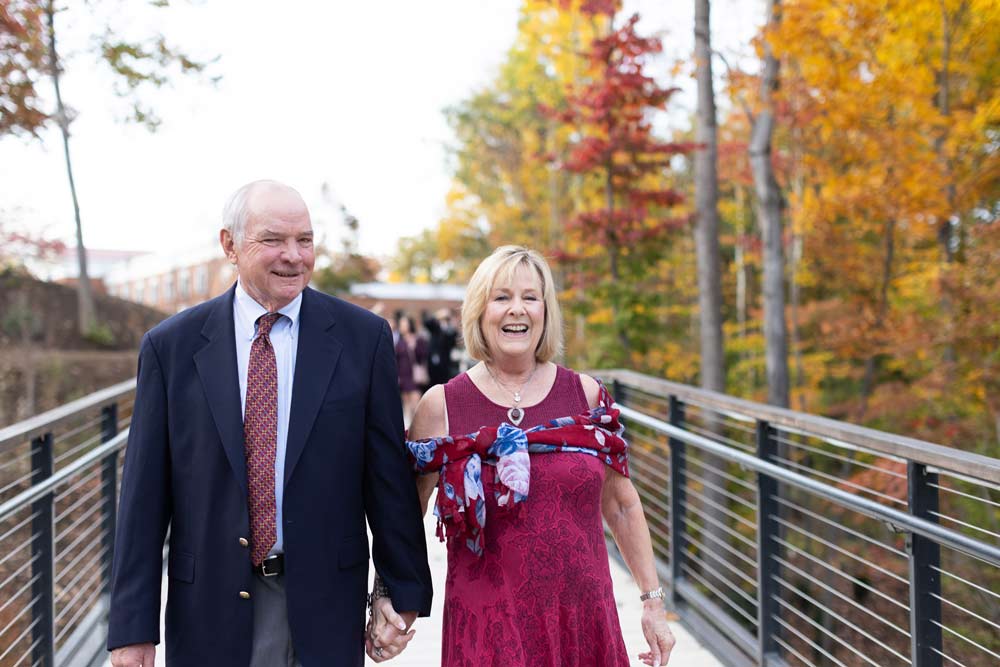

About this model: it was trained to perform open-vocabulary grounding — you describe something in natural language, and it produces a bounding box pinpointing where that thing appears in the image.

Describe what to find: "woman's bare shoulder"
[576,371,601,409]
[410,384,448,440]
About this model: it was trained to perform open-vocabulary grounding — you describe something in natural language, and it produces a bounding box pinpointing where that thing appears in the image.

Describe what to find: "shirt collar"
[234,280,303,340]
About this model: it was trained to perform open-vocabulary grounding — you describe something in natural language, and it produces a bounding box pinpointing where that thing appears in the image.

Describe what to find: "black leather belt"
[254,554,284,577]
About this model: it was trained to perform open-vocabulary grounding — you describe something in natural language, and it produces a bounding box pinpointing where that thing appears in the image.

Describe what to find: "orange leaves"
[0,0,49,137]
[714,0,1000,447]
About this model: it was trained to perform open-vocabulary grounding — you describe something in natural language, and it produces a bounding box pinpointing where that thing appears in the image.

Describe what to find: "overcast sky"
[0,0,761,260]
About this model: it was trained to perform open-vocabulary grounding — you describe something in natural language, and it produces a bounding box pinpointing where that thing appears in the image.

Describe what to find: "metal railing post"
[611,379,625,406]
[101,404,119,594]
[668,395,686,606]
[31,432,55,667]
[908,462,942,667]
[756,420,780,667]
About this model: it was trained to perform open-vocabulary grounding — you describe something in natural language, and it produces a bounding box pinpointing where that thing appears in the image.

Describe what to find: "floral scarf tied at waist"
[406,383,630,556]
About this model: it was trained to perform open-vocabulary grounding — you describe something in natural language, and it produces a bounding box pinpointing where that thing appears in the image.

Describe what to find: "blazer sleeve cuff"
[386,581,433,618]
[107,608,160,651]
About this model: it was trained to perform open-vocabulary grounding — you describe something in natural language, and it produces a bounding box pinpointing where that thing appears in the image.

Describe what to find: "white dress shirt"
[233,281,301,555]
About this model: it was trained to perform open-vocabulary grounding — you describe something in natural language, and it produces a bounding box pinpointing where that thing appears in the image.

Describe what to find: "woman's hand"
[637,600,675,666]
[365,597,416,662]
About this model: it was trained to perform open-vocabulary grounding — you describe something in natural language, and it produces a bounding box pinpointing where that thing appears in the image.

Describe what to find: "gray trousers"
[250,572,304,667]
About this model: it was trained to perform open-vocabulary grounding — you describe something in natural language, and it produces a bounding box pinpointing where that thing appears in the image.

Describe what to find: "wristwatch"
[639,586,665,602]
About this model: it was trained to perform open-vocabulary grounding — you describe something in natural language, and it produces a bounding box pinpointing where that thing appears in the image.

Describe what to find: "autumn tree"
[312,195,378,295]
[0,213,65,269]
[3,0,215,336]
[546,7,691,363]
[0,1,48,136]
[391,0,605,292]
[441,0,604,256]
[389,229,446,284]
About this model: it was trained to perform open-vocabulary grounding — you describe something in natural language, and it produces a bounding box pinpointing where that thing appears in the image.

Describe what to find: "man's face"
[221,186,315,311]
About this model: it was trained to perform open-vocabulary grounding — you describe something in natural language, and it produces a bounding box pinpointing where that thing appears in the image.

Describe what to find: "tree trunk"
[606,163,630,353]
[936,2,962,366]
[994,407,1000,455]
[691,0,736,603]
[547,120,563,253]
[749,0,789,409]
[790,233,804,409]
[46,0,95,337]
[735,238,747,359]
[694,0,725,394]
[858,219,896,419]
[735,185,750,389]
[788,70,806,411]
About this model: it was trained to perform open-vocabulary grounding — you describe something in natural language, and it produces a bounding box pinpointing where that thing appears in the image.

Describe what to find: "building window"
[196,266,209,295]
[147,280,158,304]
[179,271,190,299]
[163,274,174,301]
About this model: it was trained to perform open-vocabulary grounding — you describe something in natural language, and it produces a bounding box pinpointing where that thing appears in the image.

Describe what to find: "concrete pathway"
[104,514,722,666]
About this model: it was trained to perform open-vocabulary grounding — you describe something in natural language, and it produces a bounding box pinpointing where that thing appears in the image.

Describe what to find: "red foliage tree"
[0,0,49,137]
[544,7,693,358]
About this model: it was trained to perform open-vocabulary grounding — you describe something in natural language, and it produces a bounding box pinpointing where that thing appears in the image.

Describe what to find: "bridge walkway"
[102,511,722,666]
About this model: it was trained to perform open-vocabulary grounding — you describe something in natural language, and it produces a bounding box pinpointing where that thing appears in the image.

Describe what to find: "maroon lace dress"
[440,366,629,667]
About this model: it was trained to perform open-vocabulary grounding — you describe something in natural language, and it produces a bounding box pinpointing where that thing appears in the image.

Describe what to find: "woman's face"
[481,264,545,365]
[399,317,412,335]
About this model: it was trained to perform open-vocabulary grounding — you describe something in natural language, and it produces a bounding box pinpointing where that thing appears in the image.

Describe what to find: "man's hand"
[365,597,417,662]
[110,643,156,667]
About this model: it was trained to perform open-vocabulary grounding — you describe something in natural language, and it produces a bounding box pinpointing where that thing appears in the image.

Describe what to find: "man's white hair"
[222,179,299,247]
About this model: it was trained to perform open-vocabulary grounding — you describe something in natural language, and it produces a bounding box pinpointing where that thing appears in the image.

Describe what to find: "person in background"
[395,314,428,425]
[423,308,459,387]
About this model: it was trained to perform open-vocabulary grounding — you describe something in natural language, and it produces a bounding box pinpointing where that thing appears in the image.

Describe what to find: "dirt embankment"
[0,270,167,426]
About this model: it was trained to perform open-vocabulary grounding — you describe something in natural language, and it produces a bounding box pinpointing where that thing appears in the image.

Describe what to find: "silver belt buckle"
[261,555,281,577]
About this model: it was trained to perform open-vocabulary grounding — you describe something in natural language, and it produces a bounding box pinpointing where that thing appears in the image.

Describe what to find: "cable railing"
[0,380,135,667]
[2,372,998,667]
[600,369,1000,667]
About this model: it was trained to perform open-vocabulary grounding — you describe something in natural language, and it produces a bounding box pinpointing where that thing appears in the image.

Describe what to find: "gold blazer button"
[238,537,249,547]
[239,591,250,599]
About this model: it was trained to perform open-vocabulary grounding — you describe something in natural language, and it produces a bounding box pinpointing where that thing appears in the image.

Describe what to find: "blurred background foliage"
[390,0,1000,458]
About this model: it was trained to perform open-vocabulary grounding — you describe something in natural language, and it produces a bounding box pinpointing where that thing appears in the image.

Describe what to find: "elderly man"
[108,180,431,666]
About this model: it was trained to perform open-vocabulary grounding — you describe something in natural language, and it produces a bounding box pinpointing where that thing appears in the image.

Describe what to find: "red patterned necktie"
[245,312,281,566]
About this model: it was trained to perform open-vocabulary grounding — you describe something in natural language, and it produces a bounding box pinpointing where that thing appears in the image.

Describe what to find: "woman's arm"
[409,384,447,515]
[602,474,661,595]
[581,373,675,666]
[602,473,675,666]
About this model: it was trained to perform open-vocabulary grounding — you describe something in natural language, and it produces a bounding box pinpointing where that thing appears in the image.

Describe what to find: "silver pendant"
[507,406,524,426]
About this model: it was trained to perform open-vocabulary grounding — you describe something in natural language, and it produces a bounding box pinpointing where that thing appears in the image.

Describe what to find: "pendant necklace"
[485,362,539,427]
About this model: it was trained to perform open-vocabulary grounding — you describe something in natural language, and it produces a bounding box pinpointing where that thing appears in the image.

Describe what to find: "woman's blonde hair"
[461,246,563,363]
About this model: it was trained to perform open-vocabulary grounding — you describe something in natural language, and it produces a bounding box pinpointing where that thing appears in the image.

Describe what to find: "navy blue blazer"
[108,286,432,665]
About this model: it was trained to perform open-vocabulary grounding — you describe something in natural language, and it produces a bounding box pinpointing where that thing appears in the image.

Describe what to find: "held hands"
[365,597,417,663]
[110,643,155,667]
[637,600,676,667]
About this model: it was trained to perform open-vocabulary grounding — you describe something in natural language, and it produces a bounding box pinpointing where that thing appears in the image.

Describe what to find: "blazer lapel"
[193,285,248,496]
[284,288,342,485]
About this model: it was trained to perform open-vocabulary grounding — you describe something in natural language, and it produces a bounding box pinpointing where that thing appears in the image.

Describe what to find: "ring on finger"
[374,646,384,658]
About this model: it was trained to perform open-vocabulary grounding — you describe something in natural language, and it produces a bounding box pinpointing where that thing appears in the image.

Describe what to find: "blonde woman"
[369,246,674,666]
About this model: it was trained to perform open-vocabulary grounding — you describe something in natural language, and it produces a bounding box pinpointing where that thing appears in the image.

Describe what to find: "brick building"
[103,245,237,313]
